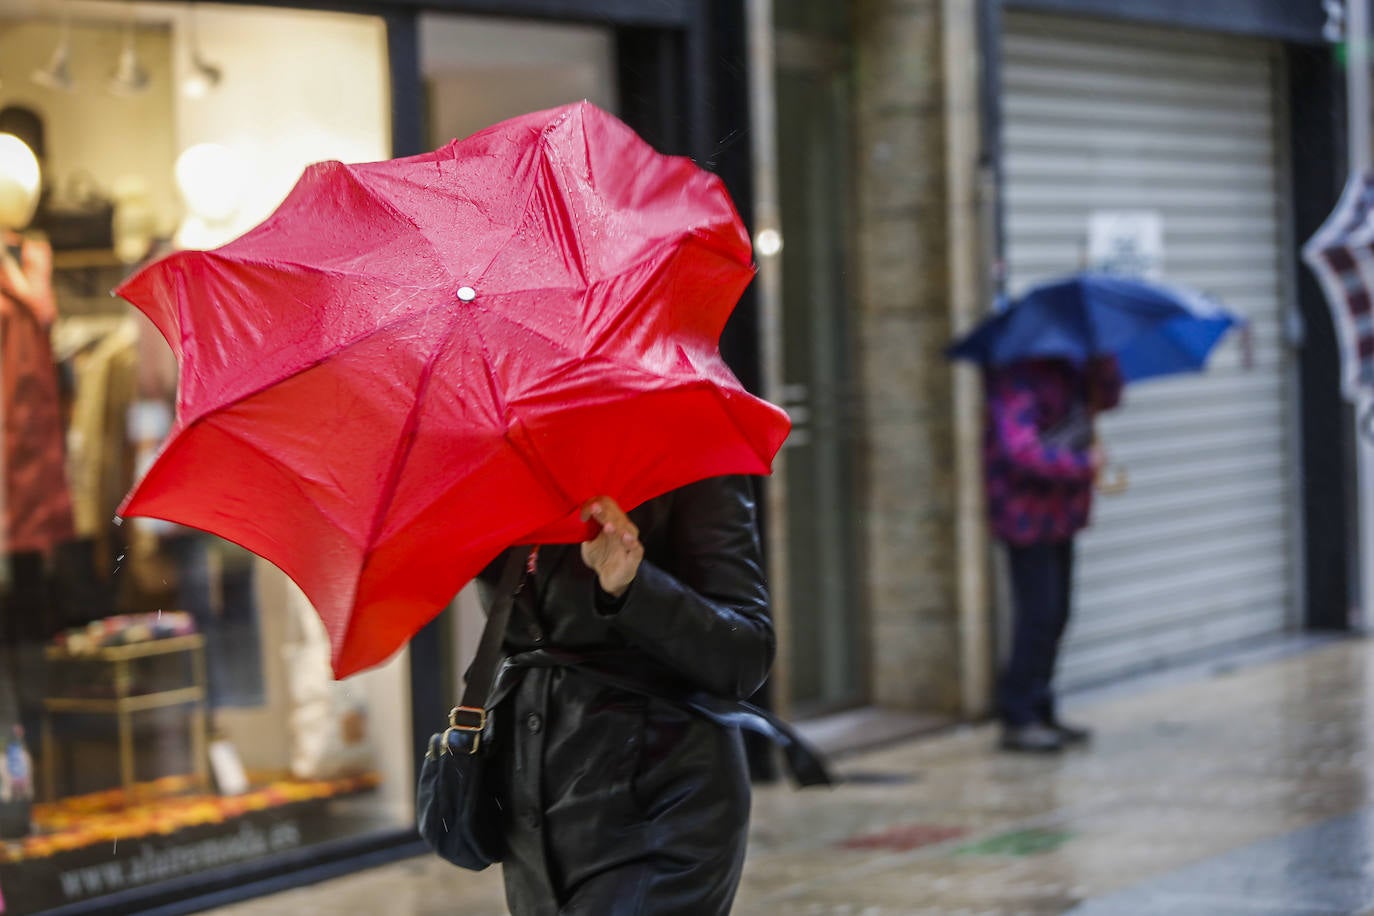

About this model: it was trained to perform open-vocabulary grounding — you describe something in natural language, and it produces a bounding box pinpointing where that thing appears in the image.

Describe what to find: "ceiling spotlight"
[182,8,221,98]
[32,8,74,92]
[183,53,221,98]
[109,8,150,96]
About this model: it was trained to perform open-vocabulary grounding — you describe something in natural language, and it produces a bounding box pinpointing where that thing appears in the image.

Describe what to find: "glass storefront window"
[0,5,409,913]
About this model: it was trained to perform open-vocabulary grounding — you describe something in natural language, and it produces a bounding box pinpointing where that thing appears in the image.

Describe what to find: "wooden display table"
[40,635,208,801]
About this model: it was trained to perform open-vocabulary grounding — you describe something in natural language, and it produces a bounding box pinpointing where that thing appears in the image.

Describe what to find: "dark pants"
[998,540,1075,728]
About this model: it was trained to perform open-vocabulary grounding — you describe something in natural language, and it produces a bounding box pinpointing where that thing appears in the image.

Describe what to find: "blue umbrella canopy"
[947,273,1242,383]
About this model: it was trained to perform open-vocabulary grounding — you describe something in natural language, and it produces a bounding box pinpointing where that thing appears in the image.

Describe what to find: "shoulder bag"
[415,548,527,870]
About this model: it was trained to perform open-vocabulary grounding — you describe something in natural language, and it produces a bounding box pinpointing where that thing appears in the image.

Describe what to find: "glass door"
[775,2,864,714]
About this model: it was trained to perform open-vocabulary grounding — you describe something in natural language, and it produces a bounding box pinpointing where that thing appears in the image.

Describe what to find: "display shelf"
[40,634,208,801]
[50,249,124,271]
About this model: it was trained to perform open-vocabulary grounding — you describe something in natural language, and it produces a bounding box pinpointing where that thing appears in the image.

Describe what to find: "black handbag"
[415,549,528,870]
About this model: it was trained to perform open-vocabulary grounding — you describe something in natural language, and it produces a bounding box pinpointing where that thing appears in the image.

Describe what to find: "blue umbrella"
[947,273,1243,383]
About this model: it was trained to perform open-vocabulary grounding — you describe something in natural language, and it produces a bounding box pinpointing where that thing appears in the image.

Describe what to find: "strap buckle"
[443,706,487,755]
[449,705,487,731]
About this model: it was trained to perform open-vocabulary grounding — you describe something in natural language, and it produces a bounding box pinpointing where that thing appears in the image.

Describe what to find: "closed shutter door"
[1001,12,1298,688]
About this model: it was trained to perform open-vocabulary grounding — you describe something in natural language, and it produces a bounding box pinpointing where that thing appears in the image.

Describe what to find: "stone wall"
[851,0,991,714]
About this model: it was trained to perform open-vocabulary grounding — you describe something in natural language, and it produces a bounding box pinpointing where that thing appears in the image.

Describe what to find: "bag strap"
[449,548,530,734]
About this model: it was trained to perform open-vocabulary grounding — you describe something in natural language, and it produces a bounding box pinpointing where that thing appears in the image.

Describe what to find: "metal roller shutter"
[1000,12,1299,688]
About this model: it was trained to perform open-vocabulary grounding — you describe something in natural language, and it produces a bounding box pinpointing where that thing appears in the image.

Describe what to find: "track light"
[32,8,74,92]
[109,7,149,97]
[182,7,221,98]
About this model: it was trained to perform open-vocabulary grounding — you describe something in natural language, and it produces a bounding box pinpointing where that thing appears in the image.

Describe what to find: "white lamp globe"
[0,133,42,230]
[174,143,245,224]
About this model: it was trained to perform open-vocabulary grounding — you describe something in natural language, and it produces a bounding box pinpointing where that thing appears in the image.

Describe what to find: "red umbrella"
[117,102,788,677]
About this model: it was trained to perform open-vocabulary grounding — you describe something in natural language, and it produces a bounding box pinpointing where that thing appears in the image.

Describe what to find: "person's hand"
[1089,443,1107,476]
[580,496,643,598]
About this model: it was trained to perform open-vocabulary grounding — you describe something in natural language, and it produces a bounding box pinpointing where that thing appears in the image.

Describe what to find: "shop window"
[0,6,409,913]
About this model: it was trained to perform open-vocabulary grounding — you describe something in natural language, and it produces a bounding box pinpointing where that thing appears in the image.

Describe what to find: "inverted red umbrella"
[117,101,788,677]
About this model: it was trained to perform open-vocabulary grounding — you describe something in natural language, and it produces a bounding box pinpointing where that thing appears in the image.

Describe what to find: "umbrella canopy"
[117,101,789,677]
[947,273,1241,383]
[1302,170,1374,401]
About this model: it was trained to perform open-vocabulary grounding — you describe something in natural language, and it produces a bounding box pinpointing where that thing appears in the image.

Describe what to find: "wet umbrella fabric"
[947,273,1241,383]
[1303,170,1374,401]
[116,101,789,677]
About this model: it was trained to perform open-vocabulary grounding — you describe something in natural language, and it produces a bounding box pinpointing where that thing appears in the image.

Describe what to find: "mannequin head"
[0,133,41,232]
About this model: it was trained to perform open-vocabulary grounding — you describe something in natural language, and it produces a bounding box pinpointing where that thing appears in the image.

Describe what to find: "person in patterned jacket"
[984,356,1122,753]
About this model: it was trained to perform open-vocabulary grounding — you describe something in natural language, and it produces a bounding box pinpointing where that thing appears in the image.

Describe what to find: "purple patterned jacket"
[983,358,1123,546]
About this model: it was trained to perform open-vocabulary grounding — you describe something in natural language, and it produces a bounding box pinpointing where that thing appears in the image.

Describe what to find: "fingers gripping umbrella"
[947,273,1242,382]
[117,102,789,677]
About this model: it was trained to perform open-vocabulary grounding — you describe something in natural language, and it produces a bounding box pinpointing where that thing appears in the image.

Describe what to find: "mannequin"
[0,132,76,556]
[0,131,72,836]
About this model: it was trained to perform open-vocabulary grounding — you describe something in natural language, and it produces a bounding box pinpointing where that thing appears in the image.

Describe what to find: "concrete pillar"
[852,0,992,716]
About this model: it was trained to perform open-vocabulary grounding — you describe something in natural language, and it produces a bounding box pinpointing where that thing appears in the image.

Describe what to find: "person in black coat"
[477,473,773,916]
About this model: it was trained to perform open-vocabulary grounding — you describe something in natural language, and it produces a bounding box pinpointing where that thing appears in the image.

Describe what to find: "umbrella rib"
[457,134,594,293]
[332,163,458,283]
[539,129,590,285]
[463,231,744,377]
[356,305,469,575]
[578,239,687,357]
[335,305,479,670]
[468,178,543,285]
[175,295,442,431]
[197,247,441,296]
[141,416,373,634]
[186,417,370,548]
[703,377,777,466]
[471,304,684,390]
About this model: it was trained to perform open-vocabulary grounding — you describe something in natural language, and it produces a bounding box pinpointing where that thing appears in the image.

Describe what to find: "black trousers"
[998,540,1075,728]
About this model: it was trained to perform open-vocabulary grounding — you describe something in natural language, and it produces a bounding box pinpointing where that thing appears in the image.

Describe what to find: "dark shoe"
[1047,719,1092,745]
[999,723,1064,754]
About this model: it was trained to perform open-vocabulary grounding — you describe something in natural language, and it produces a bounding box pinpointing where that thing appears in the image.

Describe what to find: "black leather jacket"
[478,474,773,916]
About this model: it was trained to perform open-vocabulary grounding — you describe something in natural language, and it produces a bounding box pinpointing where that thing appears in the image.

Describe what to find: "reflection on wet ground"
[211,635,1374,915]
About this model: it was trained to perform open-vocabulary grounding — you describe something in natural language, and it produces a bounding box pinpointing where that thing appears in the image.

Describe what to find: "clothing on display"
[283,585,375,781]
[0,237,75,555]
[59,314,138,552]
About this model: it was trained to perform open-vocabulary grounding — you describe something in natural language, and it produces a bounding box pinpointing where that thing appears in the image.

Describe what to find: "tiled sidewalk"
[208,636,1374,915]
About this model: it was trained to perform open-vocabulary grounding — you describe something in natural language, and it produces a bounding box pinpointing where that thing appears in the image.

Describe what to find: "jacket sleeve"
[600,474,775,699]
[989,370,1096,482]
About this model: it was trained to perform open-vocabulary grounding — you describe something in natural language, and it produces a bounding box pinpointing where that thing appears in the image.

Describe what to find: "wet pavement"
[208,635,1374,915]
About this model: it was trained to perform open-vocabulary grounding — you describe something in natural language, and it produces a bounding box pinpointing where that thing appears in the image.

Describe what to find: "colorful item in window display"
[0,771,381,862]
[0,725,33,842]
[0,727,32,804]
[50,610,196,654]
